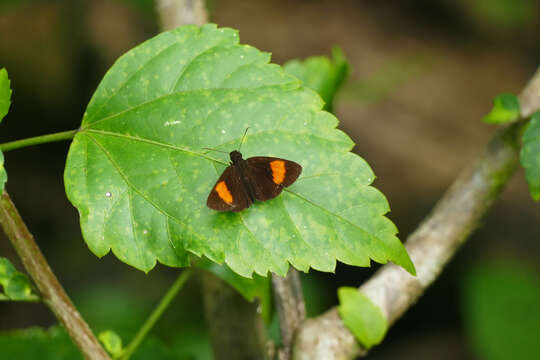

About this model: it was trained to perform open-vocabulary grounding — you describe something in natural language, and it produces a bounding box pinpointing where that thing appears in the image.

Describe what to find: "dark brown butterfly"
[206,130,302,212]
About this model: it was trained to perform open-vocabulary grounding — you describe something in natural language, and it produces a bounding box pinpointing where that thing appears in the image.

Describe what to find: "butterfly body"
[207,150,302,212]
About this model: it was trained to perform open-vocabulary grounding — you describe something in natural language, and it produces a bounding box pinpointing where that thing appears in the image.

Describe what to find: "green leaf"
[520,110,540,200]
[0,68,10,194]
[64,24,414,277]
[0,68,11,122]
[337,287,388,349]
[483,93,520,124]
[0,327,84,360]
[0,257,38,301]
[5,273,34,300]
[0,327,177,360]
[0,151,7,195]
[284,47,349,112]
[0,256,17,286]
[197,259,272,321]
[462,261,540,360]
[98,330,123,358]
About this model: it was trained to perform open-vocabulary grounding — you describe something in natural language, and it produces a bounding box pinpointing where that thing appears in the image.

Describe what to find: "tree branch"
[201,272,269,360]
[0,192,110,360]
[293,67,540,360]
[272,269,307,360]
[155,0,208,31]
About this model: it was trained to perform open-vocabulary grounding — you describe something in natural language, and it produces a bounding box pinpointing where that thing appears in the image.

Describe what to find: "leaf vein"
[85,129,227,164]
[286,189,383,242]
[85,133,202,248]
[89,38,183,124]
[126,187,146,268]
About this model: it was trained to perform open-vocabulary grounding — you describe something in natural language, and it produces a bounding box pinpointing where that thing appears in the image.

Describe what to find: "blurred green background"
[1,0,539,359]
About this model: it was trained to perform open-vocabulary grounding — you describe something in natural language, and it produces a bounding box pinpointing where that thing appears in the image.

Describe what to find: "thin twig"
[272,269,306,360]
[119,269,193,360]
[293,67,540,360]
[0,191,110,360]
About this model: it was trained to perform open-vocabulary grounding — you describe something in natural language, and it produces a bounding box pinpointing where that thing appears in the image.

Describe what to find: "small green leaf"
[5,273,34,301]
[337,287,388,349]
[0,256,17,286]
[483,93,520,124]
[0,257,38,301]
[520,110,540,200]
[64,24,413,277]
[0,68,11,122]
[197,259,272,321]
[0,68,10,194]
[462,261,540,360]
[284,47,349,112]
[0,151,7,195]
[98,330,123,358]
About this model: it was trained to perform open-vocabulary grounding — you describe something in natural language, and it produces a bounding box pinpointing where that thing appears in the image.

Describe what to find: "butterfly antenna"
[238,127,250,152]
[202,147,228,154]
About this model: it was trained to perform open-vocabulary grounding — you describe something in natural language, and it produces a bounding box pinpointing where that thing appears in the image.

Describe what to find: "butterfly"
[206,129,302,212]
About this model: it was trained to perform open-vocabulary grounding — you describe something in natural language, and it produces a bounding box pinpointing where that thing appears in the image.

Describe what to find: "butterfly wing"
[246,157,302,201]
[207,165,252,212]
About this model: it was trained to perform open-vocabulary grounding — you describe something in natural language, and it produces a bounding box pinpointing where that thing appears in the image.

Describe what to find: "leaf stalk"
[119,269,193,360]
[0,129,78,152]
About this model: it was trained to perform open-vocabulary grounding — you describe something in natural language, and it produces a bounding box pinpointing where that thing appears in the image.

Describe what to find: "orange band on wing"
[270,160,286,184]
[215,181,233,204]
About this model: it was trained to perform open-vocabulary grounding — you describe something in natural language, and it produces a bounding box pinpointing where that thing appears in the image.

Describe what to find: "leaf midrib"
[86,128,382,243]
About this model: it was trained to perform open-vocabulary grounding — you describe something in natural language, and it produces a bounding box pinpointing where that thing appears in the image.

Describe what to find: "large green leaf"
[521,110,540,200]
[0,327,177,360]
[64,24,414,277]
[0,327,83,360]
[462,261,540,360]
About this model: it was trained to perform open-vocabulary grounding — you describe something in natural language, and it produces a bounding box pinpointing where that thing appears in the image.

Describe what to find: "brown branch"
[155,0,208,30]
[201,272,269,360]
[293,67,540,360]
[0,192,110,360]
[272,269,307,360]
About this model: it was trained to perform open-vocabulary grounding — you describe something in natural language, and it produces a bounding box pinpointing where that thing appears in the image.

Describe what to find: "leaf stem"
[0,129,78,152]
[119,269,193,360]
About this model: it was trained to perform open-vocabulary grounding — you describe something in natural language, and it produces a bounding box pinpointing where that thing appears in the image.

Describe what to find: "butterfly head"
[229,150,243,164]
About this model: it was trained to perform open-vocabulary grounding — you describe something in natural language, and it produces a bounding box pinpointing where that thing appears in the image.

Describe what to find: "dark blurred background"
[1,0,539,359]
